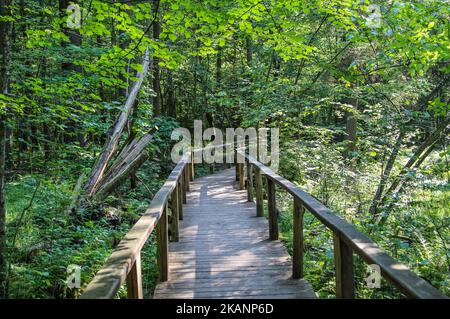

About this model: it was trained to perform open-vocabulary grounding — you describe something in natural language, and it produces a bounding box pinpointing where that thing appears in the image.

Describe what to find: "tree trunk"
[383,118,449,199]
[0,0,12,299]
[344,103,357,156]
[166,70,176,118]
[216,48,222,84]
[152,0,161,117]
[85,48,150,195]
[369,131,405,214]
[94,134,153,198]
[377,118,450,223]
[246,37,252,66]
[0,117,6,299]
[59,0,82,73]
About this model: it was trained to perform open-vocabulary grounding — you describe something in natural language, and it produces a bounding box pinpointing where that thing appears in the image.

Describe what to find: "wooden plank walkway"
[153,168,316,299]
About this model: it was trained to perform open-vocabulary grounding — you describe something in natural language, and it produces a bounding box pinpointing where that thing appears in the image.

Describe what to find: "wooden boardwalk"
[82,152,446,299]
[153,168,316,299]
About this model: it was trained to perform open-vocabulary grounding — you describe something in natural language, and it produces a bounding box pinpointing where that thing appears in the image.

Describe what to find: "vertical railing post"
[293,198,304,279]
[178,178,184,219]
[238,163,244,190]
[181,171,187,204]
[235,149,239,181]
[255,168,263,217]
[126,252,143,299]
[190,151,195,181]
[157,202,169,282]
[171,186,179,242]
[184,165,190,192]
[266,178,278,240]
[333,233,355,299]
[246,159,253,202]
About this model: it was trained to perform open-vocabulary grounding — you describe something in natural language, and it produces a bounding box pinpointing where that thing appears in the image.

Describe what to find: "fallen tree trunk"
[85,47,150,196]
[94,133,154,198]
[376,118,449,225]
[95,150,149,199]
[381,117,449,200]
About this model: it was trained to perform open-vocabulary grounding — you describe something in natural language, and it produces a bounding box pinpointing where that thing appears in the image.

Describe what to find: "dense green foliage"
[0,0,448,299]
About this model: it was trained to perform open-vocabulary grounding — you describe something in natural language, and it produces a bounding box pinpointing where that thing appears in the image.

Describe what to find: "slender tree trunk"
[376,118,450,223]
[216,48,222,84]
[339,48,359,157]
[272,53,281,78]
[369,130,405,214]
[59,0,81,73]
[166,70,176,118]
[117,8,130,100]
[344,101,357,156]
[17,116,26,167]
[4,126,11,168]
[0,117,6,299]
[383,118,449,200]
[0,0,12,299]
[152,0,161,117]
[246,37,252,66]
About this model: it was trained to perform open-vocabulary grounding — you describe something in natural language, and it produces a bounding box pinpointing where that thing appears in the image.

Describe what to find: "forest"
[0,0,448,299]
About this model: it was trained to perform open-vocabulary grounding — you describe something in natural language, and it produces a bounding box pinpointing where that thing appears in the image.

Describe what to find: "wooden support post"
[170,186,179,242]
[184,165,190,192]
[293,198,304,279]
[181,173,187,204]
[246,160,253,202]
[157,204,169,282]
[235,151,239,181]
[178,179,184,220]
[238,163,244,190]
[333,233,355,299]
[255,168,263,217]
[266,178,278,240]
[126,252,143,299]
[190,152,194,181]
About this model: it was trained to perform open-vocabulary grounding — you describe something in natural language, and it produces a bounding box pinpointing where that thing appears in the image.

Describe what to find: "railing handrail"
[80,141,237,299]
[80,152,191,299]
[238,150,446,299]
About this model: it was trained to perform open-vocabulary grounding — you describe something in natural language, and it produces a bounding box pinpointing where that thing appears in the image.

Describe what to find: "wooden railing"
[237,150,447,299]
[80,143,446,299]
[80,151,194,299]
